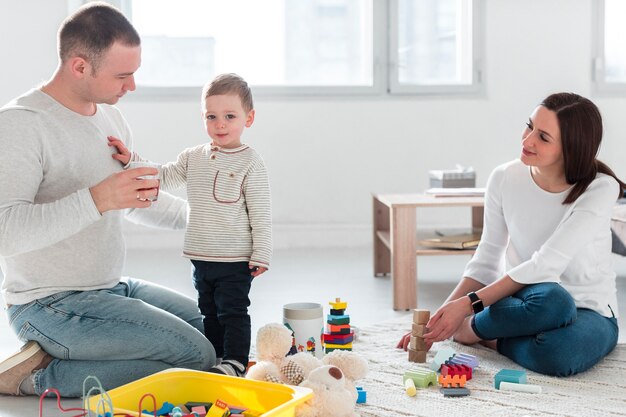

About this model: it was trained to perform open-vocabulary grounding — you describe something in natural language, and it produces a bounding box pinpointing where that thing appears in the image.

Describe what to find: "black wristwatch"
[467,292,484,314]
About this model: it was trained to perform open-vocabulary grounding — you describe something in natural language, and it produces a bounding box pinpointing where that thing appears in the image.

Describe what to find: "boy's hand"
[108,135,132,165]
[396,331,411,351]
[250,265,267,277]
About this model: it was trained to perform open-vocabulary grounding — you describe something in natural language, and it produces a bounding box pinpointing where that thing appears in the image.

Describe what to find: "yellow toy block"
[329,297,348,310]
[206,399,229,417]
[324,342,353,350]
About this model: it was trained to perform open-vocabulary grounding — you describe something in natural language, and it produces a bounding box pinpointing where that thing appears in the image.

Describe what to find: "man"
[0,2,215,397]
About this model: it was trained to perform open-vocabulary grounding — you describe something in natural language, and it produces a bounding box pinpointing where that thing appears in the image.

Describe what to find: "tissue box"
[429,169,476,188]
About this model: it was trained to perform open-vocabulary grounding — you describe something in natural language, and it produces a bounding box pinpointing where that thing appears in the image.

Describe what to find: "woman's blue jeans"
[472,283,619,376]
[7,279,216,397]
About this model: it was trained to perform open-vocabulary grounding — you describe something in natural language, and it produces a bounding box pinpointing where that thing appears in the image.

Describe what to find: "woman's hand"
[423,297,472,344]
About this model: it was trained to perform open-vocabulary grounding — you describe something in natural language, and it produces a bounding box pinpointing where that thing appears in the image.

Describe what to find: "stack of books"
[417,231,481,250]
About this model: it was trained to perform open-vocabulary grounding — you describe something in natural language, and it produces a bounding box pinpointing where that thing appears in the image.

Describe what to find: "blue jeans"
[191,261,252,367]
[7,279,216,397]
[472,283,619,376]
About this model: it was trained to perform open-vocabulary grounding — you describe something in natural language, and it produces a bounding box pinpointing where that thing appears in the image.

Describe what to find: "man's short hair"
[58,2,140,72]
[202,73,254,112]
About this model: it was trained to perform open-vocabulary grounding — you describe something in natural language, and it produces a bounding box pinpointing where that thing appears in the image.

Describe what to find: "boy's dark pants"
[191,260,252,366]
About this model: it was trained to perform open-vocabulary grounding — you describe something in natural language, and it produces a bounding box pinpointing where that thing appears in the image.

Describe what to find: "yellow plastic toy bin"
[87,368,313,417]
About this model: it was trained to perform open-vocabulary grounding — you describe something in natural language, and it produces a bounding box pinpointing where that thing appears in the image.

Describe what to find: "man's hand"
[250,265,268,277]
[89,167,160,214]
[108,136,132,165]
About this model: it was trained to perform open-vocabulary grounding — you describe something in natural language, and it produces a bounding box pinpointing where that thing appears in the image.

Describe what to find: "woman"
[419,93,623,376]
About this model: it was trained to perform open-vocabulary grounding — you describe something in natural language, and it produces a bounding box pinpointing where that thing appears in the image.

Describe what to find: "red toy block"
[441,363,472,381]
[323,332,354,344]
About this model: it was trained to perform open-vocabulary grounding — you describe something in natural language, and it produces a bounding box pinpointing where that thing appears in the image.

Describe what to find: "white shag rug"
[353,318,626,417]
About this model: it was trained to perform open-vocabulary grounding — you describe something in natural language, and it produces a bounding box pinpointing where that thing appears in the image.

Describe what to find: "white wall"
[2,0,626,249]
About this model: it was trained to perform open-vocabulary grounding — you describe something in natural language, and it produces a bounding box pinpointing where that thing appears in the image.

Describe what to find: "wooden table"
[373,193,484,310]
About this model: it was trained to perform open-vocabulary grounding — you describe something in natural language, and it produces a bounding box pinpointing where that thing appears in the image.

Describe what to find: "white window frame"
[592,0,626,96]
[388,0,484,95]
[75,0,483,98]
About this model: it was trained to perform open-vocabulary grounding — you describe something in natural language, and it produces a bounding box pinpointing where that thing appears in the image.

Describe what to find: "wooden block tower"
[408,309,429,363]
[323,298,354,353]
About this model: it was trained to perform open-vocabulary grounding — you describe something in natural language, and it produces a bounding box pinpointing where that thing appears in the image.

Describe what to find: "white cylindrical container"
[283,302,324,359]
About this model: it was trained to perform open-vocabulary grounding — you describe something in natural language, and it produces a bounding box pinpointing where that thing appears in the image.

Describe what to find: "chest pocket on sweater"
[213,170,246,203]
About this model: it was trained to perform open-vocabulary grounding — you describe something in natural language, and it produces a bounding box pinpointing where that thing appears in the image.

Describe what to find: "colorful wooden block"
[494,369,527,389]
[330,308,345,315]
[325,347,352,352]
[206,399,229,417]
[448,352,479,369]
[324,342,353,350]
[356,386,367,403]
[441,363,472,381]
[430,347,456,371]
[327,314,350,325]
[403,368,438,388]
[440,387,470,397]
[412,309,430,324]
[329,298,347,310]
[322,332,354,344]
[438,374,467,388]
[327,324,351,334]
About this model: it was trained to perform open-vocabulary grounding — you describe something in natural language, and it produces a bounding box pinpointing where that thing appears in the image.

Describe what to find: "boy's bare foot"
[452,317,481,345]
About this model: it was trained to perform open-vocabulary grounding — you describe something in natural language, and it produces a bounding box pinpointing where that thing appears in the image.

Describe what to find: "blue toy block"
[448,352,479,369]
[356,386,367,403]
[430,348,456,371]
[494,369,527,389]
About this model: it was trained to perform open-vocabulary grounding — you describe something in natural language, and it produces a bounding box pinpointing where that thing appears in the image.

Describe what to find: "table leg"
[373,196,391,276]
[391,206,417,310]
[472,206,484,231]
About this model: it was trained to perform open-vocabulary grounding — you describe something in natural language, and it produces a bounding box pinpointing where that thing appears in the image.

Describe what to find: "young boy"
[110,73,272,377]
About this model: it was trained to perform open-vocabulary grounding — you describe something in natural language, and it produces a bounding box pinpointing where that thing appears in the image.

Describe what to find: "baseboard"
[123,222,372,250]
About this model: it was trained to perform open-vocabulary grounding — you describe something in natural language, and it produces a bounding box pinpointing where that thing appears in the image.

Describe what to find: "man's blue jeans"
[472,283,619,376]
[7,279,216,397]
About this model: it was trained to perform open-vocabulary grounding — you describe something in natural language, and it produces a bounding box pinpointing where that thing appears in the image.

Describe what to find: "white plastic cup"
[129,161,161,201]
[283,302,324,359]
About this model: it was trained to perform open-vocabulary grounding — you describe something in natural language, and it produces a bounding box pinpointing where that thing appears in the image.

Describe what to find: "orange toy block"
[438,374,467,388]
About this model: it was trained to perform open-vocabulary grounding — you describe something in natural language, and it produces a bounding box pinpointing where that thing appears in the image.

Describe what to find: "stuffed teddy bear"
[246,323,368,415]
[296,365,358,417]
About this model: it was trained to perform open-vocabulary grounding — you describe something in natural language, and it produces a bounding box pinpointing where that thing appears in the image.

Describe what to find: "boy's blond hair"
[202,73,254,112]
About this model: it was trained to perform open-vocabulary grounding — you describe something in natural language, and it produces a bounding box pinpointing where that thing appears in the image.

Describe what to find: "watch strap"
[467,291,484,314]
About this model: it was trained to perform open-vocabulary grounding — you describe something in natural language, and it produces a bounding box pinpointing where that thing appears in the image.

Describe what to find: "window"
[593,0,626,94]
[390,0,480,94]
[106,0,482,96]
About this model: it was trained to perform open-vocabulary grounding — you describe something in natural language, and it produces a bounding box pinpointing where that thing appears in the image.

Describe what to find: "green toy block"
[494,369,527,389]
[403,368,438,388]
[430,348,456,371]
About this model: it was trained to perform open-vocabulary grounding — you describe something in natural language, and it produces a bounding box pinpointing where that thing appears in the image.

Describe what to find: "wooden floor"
[0,246,625,416]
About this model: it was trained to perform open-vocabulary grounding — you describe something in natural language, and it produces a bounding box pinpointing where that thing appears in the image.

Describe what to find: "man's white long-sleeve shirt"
[0,89,188,306]
[464,159,619,318]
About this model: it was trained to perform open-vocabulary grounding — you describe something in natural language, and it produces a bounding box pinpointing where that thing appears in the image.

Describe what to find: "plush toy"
[247,323,368,416]
[296,365,358,417]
